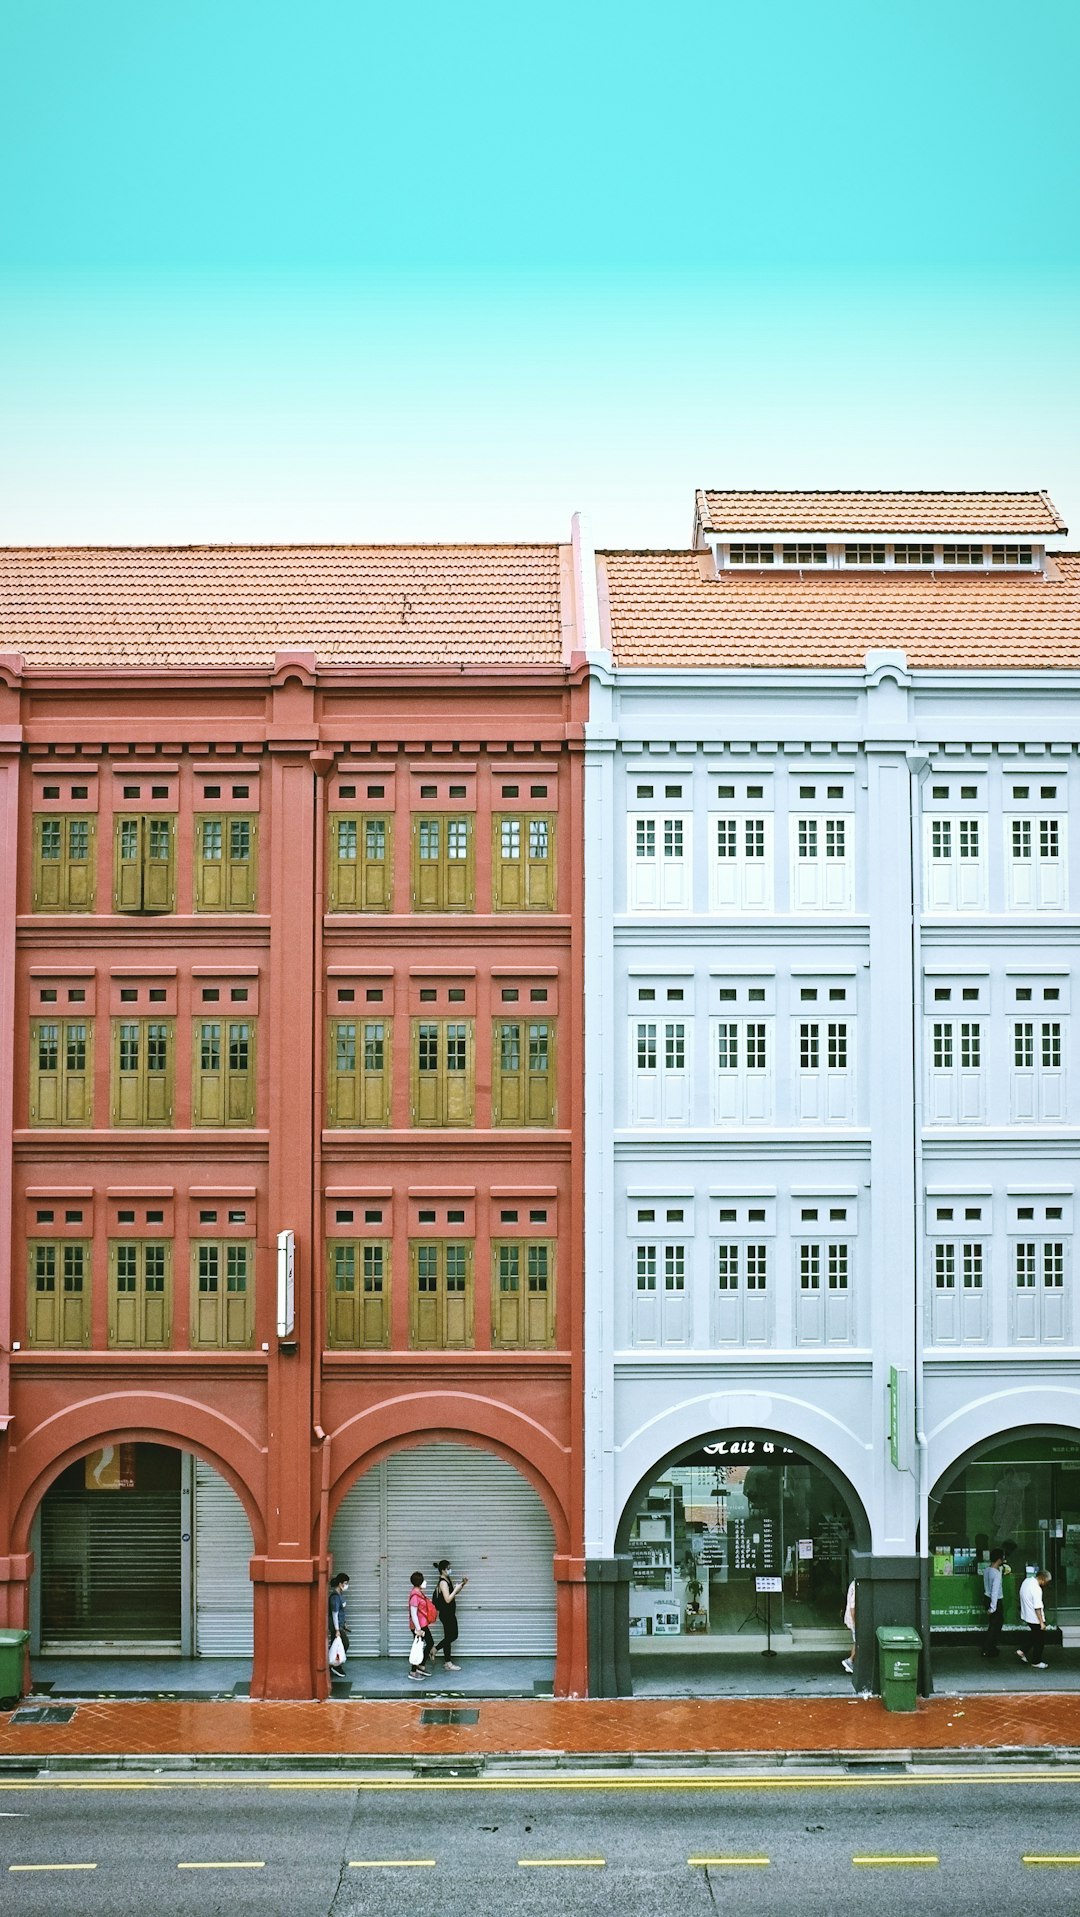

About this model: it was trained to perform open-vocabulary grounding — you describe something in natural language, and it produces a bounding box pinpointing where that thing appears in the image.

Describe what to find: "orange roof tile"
[0,546,565,670]
[695,489,1066,538]
[599,550,1080,671]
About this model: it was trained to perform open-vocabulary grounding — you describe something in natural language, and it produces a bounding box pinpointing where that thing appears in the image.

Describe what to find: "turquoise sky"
[1,1,1077,547]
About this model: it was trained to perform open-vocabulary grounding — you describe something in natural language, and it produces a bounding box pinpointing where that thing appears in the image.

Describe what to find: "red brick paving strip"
[2,1696,1080,1760]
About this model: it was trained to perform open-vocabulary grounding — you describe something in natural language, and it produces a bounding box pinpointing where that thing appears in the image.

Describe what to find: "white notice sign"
[797,1538,814,1560]
[755,1575,782,1594]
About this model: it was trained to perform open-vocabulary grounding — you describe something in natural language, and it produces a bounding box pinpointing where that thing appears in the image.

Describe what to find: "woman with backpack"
[407,1570,438,1681]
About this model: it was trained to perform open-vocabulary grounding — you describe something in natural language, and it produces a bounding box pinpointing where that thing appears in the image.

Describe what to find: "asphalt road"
[2,1775,1080,1914]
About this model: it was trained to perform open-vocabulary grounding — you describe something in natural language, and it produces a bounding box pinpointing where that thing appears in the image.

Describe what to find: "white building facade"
[582,491,1080,1693]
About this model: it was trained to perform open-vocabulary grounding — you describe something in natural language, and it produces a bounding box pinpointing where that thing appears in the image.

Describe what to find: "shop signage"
[84,1445,136,1491]
[701,1439,795,1460]
[755,1576,782,1594]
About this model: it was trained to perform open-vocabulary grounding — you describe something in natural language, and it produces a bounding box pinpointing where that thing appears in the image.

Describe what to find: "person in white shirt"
[841,1579,856,1675]
[981,1549,1008,1659]
[1017,1568,1052,1669]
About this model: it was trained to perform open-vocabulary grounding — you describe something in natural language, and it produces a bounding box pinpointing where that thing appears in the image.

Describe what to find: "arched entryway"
[30,1442,254,1661]
[330,1441,556,1664]
[614,1427,871,1694]
[928,1425,1080,1650]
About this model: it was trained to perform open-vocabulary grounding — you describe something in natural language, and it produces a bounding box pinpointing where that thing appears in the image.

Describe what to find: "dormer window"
[844,544,886,565]
[781,543,827,565]
[992,546,1033,565]
[893,544,934,564]
[729,543,774,564]
[942,544,985,565]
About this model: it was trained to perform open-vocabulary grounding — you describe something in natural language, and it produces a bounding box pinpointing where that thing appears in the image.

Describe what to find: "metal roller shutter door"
[194,1460,254,1656]
[331,1443,556,1657]
[327,1464,383,1656]
[40,1478,181,1650]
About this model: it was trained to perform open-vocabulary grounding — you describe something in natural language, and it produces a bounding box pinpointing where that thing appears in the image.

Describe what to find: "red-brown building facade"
[0,540,591,1697]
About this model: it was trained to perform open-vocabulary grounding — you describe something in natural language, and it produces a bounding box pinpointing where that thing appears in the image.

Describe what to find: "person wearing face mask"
[432,1559,469,1672]
[328,1570,350,1679]
[408,1570,438,1680]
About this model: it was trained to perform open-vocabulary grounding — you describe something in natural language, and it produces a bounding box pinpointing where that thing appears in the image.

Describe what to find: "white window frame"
[627,811,692,912]
[710,810,773,912]
[629,1018,692,1126]
[711,1016,772,1125]
[630,1240,690,1347]
[713,1239,771,1346]
[1005,810,1067,911]
[794,1238,854,1346]
[923,812,987,912]
[929,1238,988,1344]
[789,808,853,912]
[794,1013,854,1122]
[926,1015,985,1123]
[1010,1016,1066,1123]
[1010,1237,1069,1344]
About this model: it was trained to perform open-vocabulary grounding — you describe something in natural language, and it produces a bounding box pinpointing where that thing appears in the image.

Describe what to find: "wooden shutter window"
[194,814,258,911]
[33,815,96,912]
[491,1018,555,1126]
[492,813,556,911]
[113,816,176,914]
[111,1019,174,1126]
[411,815,475,911]
[28,1240,90,1348]
[193,1019,256,1126]
[108,1240,172,1348]
[191,1240,253,1348]
[326,1019,392,1126]
[328,813,393,911]
[30,1018,94,1127]
[409,1239,474,1348]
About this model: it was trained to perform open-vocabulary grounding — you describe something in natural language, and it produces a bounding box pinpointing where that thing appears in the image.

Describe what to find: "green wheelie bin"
[0,1628,29,1710]
[876,1624,921,1712]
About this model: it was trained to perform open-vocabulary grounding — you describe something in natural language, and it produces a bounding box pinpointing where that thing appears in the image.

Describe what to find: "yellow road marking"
[177,1861,265,1870]
[853,1855,939,1867]
[1,1770,1079,1793]
[519,1858,605,1867]
[9,1863,97,1873]
[349,1861,437,1868]
[689,1856,769,1867]
[1024,1856,1080,1867]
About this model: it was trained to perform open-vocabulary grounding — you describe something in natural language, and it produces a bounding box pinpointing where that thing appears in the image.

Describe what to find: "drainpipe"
[909,752,932,1690]
[310,747,333,1690]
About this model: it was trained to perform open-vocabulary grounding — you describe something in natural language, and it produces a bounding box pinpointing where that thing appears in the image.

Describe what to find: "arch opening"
[615,1426,870,1692]
[30,1441,254,1671]
[928,1424,1080,1644]
[330,1440,557,1669]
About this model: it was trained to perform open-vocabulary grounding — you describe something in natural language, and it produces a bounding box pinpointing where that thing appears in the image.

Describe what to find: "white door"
[194,1458,254,1656]
[331,1444,557,1657]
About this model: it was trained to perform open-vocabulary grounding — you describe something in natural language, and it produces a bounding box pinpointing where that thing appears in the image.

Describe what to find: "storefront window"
[628,1438,854,1643]
[929,1435,1080,1631]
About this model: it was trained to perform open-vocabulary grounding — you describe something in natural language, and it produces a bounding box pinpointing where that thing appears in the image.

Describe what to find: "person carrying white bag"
[328,1570,350,1678]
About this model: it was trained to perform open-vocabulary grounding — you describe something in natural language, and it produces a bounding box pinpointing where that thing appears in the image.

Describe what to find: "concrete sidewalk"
[3,1691,1080,1770]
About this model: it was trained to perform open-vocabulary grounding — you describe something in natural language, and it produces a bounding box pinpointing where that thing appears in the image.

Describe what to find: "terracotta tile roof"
[695,489,1067,538]
[599,549,1080,670]
[0,546,565,670]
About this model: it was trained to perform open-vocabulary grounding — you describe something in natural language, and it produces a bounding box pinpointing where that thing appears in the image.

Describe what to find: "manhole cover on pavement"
[420,1708,479,1725]
[11,1707,76,1725]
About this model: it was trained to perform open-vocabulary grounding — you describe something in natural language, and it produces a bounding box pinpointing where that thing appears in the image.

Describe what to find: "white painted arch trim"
[927,1383,1080,1490]
[613,1386,873,1545]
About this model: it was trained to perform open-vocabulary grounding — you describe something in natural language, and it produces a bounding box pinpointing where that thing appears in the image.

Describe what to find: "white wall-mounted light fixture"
[276,1229,295,1338]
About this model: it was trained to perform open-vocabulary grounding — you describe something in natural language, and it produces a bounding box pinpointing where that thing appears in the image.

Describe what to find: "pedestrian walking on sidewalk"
[841,1578,856,1674]
[408,1571,438,1681]
[328,1571,350,1679]
[981,1549,1008,1658]
[1017,1567,1052,1669]
[432,1559,468,1672]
